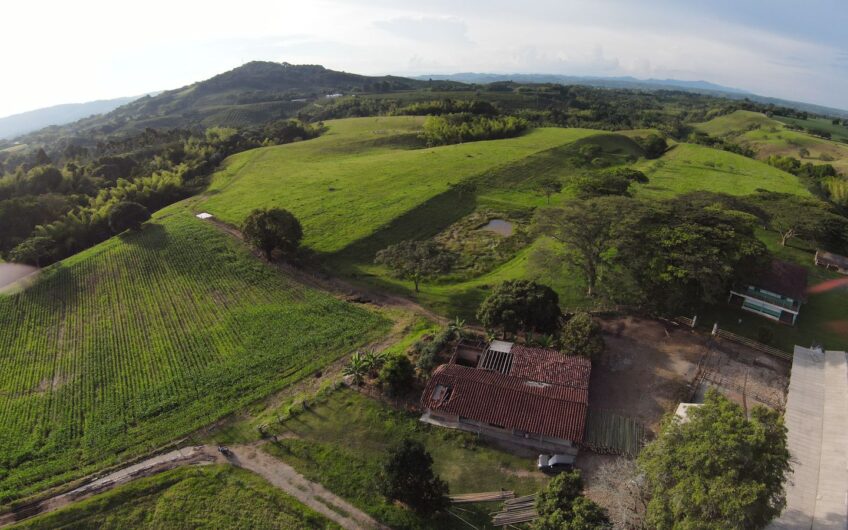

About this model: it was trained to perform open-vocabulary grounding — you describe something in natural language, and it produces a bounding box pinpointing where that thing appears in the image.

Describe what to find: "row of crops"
[0,208,389,504]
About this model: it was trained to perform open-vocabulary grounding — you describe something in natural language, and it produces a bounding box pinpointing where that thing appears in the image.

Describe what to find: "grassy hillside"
[774,115,848,142]
[695,110,848,174]
[0,205,389,504]
[10,465,337,530]
[634,143,812,198]
[198,116,599,256]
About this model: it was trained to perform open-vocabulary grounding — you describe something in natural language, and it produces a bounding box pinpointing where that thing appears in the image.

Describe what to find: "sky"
[1,0,847,117]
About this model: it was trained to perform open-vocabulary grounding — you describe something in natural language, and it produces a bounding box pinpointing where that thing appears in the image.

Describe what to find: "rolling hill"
[0,96,144,140]
[0,204,388,503]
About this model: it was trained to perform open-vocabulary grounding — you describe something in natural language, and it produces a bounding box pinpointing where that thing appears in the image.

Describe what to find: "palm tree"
[535,334,556,348]
[343,351,368,385]
[448,317,466,340]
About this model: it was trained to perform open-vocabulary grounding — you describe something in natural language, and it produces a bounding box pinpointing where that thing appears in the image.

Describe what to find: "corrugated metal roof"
[421,347,591,442]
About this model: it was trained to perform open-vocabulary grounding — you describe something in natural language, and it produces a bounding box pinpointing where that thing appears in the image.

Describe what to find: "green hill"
[695,110,848,174]
[634,143,812,198]
[0,205,388,504]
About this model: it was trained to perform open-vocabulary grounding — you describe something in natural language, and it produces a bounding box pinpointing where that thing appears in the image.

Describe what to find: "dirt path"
[0,443,385,529]
[226,443,388,530]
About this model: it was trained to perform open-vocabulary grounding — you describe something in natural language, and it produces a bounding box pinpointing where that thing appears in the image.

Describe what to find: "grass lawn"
[198,116,598,256]
[634,143,811,199]
[263,387,549,529]
[774,115,848,142]
[9,465,337,530]
[0,203,390,505]
[695,229,848,352]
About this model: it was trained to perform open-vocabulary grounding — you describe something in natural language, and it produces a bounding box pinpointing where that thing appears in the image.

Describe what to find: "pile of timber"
[449,490,514,504]
[492,494,538,526]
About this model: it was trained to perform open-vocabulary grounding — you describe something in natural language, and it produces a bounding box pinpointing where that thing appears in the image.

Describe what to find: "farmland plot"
[0,207,389,504]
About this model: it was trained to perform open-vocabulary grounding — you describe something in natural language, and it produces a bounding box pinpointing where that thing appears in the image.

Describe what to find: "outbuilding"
[728,260,808,325]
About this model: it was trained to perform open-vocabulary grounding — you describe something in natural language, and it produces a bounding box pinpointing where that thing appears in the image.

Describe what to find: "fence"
[712,327,792,361]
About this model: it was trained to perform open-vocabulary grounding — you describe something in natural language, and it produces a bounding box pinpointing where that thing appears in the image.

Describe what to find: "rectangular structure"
[729,260,808,325]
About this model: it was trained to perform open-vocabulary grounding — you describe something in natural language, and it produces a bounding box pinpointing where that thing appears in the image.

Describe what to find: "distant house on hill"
[728,259,808,325]
[815,249,848,275]
[419,340,591,452]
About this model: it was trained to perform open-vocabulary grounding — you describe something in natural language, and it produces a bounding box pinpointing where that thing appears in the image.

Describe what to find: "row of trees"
[420,114,529,146]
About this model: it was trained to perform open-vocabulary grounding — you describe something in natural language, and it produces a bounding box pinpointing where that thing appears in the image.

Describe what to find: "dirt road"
[0,443,385,530]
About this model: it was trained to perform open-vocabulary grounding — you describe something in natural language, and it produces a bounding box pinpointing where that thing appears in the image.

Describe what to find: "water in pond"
[481,219,514,237]
[0,263,38,290]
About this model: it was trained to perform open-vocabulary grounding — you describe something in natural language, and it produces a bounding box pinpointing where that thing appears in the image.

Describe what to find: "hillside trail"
[0,443,386,530]
[205,217,449,325]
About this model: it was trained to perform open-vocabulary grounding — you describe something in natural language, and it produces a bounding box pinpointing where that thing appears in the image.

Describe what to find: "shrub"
[560,312,605,359]
[379,354,415,397]
[108,201,151,234]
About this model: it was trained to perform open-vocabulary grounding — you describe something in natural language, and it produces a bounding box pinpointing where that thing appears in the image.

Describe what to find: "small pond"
[0,263,38,291]
[480,219,514,237]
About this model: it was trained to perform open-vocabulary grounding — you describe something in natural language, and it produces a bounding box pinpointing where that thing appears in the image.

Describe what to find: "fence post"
[711,323,718,336]
[692,315,698,328]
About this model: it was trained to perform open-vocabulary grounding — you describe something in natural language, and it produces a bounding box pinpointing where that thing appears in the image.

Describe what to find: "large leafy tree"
[533,196,633,297]
[108,201,151,234]
[574,168,648,198]
[534,471,611,530]
[375,240,454,293]
[477,279,561,337]
[639,390,790,530]
[378,439,449,515]
[749,191,848,250]
[242,207,303,261]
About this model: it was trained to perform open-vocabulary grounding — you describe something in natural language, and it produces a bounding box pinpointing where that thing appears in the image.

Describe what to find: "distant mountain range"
[415,73,848,118]
[0,96,148,140]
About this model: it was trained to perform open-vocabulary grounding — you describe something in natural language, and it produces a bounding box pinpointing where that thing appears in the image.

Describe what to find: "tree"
[639,390,790,530]
[591,458,646,529]
[560,313,605,359]
[108,201,151,234]
[534,471,611,530]
[638,134,668,159]
[242,207,303,261]
[379,354,415,397]
[574,168,647,198]
[477,280,561,337]
[539,177,563,204]
[9,235,55,267]
[26,166,64,194]
[533,197,632,297]
[749,191,848,249]
[375,240,454,293]
[378,439,449,515]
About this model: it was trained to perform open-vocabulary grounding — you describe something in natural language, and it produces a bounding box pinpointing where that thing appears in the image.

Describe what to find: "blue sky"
[1,0,847,117]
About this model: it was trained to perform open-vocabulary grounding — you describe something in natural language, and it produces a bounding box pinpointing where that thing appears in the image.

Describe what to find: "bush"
[560,313,605,359]
[378,439,449,515]
[108,201,151,234]
[477,280,561,337]
[533,471,610,530]
[379,354,415,397]
[242,207,303,261]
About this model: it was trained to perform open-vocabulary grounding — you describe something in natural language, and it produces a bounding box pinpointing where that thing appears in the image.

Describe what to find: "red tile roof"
[421,348,591,442]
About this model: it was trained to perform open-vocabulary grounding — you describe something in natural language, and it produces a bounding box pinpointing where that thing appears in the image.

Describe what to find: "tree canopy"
[749,191,848,251]
[477,279,561,337]
[375,240,454,293]
[378,439,449,515]
[242,207,303,261]
[639,390,790,530]
[108,201,151,234]
[560,313,605,359]
[533,471,611,530]
[574,167,648,198]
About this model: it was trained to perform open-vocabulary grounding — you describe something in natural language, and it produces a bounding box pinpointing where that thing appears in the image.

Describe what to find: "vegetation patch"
[0,205,389,504]
[9,465,337,530]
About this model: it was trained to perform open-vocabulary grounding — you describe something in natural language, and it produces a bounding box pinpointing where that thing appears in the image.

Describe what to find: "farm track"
[0,442,386,530]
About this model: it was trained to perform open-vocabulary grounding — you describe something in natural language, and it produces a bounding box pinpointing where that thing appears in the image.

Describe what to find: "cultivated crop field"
[0,206,389,504]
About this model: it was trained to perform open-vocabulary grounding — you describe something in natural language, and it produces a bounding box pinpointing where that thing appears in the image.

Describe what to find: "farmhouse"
[420,341,591,452]
[815,249,848,275]
[728,259,807,325]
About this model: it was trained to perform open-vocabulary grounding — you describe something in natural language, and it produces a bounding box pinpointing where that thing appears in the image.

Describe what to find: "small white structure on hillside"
[196,212,213,220]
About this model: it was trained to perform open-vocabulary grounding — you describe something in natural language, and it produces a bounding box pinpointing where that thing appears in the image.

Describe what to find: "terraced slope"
[0,205,388,504]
